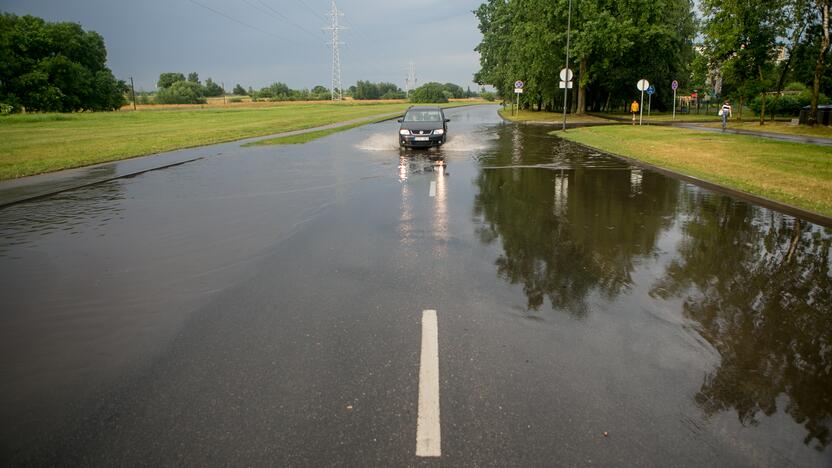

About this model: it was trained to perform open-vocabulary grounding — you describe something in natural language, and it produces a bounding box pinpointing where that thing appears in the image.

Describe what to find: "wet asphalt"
[1,105,830,467]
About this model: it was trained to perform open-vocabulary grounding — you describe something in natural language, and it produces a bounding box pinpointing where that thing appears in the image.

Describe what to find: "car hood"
[400,122,444,131]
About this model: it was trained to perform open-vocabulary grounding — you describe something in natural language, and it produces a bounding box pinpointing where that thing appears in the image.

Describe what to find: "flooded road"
[1,105,829,466]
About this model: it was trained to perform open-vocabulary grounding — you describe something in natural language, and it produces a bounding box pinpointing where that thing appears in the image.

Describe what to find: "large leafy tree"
[0,14,126,112]
[808,0,830,124]
[156,73,185,89]
[702,0,787,123]
[473,0,696,112]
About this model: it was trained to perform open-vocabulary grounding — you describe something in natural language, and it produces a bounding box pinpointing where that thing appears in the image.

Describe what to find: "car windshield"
[403,110,442,122]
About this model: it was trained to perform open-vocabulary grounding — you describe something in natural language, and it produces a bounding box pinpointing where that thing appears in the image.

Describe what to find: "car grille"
[411,130,432,135]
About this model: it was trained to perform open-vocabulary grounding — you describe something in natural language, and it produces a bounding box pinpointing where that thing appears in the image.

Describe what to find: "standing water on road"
[0,105,829,466]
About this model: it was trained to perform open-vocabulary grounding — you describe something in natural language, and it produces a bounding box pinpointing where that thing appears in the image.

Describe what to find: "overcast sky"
[1,0,485,92]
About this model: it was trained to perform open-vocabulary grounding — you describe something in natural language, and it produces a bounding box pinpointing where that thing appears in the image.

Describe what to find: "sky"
[1,0,486,92]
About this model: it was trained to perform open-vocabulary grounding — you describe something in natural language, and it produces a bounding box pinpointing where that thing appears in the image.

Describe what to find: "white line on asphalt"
[416,309,441,457]
[429,181,437,197]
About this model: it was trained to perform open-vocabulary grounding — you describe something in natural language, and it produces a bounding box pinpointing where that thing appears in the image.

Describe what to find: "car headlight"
[433,129,445,135]
[399,129,411,135]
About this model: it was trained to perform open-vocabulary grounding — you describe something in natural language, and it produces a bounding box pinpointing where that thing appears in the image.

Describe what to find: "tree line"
[473,0,830,123]
[0,14,126,113]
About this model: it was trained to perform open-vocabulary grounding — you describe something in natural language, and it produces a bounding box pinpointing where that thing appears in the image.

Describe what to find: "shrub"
[749,87,830,116]
[409,82,449,103]
[155,81,206,104]
[481,91,496,101]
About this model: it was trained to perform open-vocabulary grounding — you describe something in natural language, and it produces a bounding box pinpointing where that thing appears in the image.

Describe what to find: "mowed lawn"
[0,101,476,180]
[557,125,832,217]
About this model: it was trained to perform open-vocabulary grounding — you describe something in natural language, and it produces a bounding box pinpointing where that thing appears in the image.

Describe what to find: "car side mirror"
[397,119,403,123]
[445,118,451,122]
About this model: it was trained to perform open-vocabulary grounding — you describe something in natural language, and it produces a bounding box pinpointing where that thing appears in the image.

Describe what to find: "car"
[398,106,450,148]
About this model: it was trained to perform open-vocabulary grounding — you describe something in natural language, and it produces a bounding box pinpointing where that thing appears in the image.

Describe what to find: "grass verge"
[555,125,832,217]
[498,108,612,123]
[700,120,832,139]
[0,101,485,180]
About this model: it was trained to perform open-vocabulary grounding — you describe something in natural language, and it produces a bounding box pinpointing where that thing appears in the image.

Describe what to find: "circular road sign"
[559,68,574,82]
[514,80,524,89]
[671,80,679,90]
[646,85,655,96]
[637,79,650,91]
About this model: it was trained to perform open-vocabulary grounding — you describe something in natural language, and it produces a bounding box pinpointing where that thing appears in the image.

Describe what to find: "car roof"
[407,106,443,111]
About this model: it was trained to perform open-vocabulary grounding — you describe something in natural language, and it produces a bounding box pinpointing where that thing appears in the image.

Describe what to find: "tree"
[187,72,200,84]
[0,13,126,112]
[232,84,246,95]
[353,80,381,99]
[808,0,830,125]
[703,0,788,123]
[409,82,449,103]
[473,0,696,113]
[157,72,185,89]
[155,80,206,104]
[442,83,465,98]
[203,78,224,97]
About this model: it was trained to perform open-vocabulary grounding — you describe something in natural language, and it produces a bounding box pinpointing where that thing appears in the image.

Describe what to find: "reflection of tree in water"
[651,193,832,450]
[473,135,679,314]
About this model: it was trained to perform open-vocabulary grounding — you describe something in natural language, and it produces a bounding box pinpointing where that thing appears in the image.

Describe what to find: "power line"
[186,0,298,44]
[249,0,323,39]
[292,0,327,22]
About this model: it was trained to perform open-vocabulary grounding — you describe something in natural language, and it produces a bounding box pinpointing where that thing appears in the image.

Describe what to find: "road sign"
[671,80,678,90]
[646,85,655,96]
[514,88,524,93]
[514,80,524,89]
[559,68,574,82]
[637,79,650,92]
[559,81,573,89]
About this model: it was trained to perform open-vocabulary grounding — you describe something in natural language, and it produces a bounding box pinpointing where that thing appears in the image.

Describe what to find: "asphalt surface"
[1,105,829,467]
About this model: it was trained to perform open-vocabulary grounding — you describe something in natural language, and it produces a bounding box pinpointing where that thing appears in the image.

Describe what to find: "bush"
[409,82,449,103]
[481,91,496,101]
[155,81,206,104]
[749,85,830,116]
[380,90,406,100]
[0,103,13,115]
[228,97,243,103]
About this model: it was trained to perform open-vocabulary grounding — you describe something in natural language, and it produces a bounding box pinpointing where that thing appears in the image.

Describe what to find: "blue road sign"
[646,85,655,96]
[514,80,524,89]
[671,80,678,90]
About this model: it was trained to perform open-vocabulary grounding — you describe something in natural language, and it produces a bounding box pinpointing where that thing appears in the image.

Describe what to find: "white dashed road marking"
[429,181,437,197]
[416,309,441,457]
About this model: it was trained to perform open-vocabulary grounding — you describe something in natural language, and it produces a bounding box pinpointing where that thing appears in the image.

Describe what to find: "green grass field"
[0,101,483,180]
[556,125,832,217]
[700,120,832,138]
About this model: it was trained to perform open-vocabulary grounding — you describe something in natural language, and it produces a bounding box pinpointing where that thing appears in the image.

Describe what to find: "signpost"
[514,80,524,116]
[671,80,678,120]
[559,68,574,90]
[561,0,573,131]
[646,85,655,120]
[636,79,649,126]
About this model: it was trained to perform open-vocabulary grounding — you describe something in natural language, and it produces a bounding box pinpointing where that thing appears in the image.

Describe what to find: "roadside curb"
[560,138,832,228]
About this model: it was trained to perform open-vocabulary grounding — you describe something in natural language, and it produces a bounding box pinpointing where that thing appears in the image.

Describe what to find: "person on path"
[720,100,733,131]
[630,100,639,125]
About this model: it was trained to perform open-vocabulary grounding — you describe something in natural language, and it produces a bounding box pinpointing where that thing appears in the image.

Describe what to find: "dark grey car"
[398,106,450,148]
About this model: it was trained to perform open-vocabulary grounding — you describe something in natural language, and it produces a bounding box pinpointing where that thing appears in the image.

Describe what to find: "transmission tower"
[405,61,417,97]
[324,1,345,101]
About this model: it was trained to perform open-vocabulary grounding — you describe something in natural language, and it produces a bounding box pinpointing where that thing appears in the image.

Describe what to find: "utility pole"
[222,82,227,105]
[561,0,572,131]
[324,1,345,101]
[129,76,137,111]
[405,60,417,97]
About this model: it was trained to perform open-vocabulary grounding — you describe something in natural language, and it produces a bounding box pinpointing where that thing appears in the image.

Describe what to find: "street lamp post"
[562,0,573,131]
